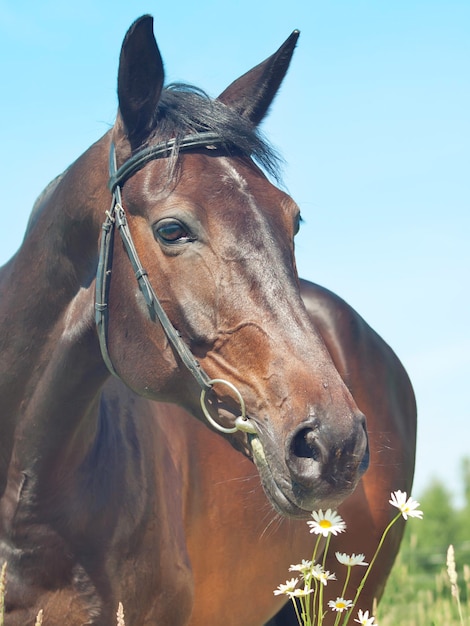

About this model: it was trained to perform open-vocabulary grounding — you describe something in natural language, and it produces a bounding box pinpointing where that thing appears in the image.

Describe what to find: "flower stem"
[340,512,402,626]
[322,535,332,570]
[291,597,303,626]
[341,565,352,602]
[308,534,323,626]
[317,534,332,625]
[311,534,323,565]
[332,565,353,626]
[311,578,319,625]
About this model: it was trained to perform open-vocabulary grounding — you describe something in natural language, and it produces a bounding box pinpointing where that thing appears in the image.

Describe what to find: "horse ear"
[117,15,164,147]
[217,30,299,126]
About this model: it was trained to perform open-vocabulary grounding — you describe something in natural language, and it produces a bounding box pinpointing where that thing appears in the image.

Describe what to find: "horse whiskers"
[214,472,259,487]
[259,509,285,541]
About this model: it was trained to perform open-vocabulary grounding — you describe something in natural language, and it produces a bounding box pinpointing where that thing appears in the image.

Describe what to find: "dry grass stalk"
[446,544,466,626]
[464,564,470,594]
[116,602,126,626]
[0,562,7,626]
[447,544,459,598]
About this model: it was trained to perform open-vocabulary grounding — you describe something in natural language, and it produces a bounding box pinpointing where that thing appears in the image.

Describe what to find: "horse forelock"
[123,84,282,183]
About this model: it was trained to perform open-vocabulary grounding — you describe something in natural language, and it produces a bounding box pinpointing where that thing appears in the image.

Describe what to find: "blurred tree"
[461,457,470,508]
[380,460,470,614]
[455,457,470,569]
[411,478,457,572]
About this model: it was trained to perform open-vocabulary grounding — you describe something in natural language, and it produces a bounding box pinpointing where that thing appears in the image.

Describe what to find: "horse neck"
[0,135,111,495]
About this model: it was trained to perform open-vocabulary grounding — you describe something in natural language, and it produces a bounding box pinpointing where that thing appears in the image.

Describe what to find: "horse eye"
[294,213,303,236]
[154,219,194,244]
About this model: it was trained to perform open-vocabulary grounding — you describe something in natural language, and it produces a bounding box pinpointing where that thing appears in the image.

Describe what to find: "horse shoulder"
[300,278,417,613]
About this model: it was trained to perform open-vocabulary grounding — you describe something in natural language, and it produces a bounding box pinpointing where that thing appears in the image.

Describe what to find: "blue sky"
[1,1,469,503]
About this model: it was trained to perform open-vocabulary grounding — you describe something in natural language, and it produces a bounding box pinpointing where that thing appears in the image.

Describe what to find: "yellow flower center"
[336,602,346,609]
[319,519,332,529]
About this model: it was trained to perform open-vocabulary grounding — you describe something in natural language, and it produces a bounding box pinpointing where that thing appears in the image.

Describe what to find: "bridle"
[95,132,256,435]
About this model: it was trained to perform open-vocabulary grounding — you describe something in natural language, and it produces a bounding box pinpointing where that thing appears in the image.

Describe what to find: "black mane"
[146,84,281,180]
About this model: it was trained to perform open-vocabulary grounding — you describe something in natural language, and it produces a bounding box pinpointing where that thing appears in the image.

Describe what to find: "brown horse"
[0,15,415,626]
[181,279,416,625]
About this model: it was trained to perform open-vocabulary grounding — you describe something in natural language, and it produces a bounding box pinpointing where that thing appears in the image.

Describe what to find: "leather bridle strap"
[95,199,119,378]
[108,132,224,192]
[95,132,257,435]
[107,200,213,391]
[96,134,226,390]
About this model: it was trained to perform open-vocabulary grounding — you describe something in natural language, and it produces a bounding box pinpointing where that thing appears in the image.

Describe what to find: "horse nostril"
[292,427,321,462]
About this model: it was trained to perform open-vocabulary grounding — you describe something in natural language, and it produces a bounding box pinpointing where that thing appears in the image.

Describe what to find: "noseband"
[95,133,255,435]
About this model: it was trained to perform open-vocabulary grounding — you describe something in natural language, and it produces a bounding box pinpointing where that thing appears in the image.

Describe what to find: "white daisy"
[389,490,423,520]
[354,608,378,625]
[307,509,347,537]
[273,577,299,597]
[311,564,337,586]
[335,552,369,567]
[289,586,315,598]
[328,597,353,612]
[289,559,313,575]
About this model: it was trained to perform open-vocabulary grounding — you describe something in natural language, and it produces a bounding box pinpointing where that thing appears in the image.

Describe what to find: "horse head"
[103,15,369,517]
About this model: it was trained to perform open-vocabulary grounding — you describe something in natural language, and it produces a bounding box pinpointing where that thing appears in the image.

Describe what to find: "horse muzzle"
[249,412,369,518]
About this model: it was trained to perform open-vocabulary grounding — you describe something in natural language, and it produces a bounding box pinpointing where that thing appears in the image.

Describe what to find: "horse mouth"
[249,435,312,519]
[249,434,351,519]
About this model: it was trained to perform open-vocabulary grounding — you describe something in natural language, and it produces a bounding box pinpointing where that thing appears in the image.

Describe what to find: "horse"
[0,15,416,626]
[180,279,416,625]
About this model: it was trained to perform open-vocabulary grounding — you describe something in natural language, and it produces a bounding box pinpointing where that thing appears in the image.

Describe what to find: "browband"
[108,131,226,192]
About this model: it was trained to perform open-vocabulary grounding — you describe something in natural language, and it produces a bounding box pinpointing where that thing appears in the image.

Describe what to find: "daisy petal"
[354,608,378,625]
[307,509,347,536]
[335,552,368,567]
[328,597,353,612]
[389,490,423,520]
[311,564,336,586]
[273,577,299,597]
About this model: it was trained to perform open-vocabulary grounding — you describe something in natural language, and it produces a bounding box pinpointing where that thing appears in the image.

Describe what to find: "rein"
[95,133,256,435]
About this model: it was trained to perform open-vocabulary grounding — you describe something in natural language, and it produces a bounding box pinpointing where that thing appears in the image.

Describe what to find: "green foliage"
[406,459,470,581]
[408,479,457,573]
[377,535,470,625]
[378,457,470,625]
[456,458,470,567]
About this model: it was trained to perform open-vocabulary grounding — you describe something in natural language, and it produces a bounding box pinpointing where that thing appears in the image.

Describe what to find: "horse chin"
[249,435,348,520]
